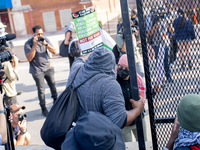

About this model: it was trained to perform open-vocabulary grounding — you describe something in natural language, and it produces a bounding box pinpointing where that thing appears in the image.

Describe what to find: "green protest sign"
[72,6,103,54]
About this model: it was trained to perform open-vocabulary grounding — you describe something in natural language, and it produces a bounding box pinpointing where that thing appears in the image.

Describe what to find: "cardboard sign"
[72,6,103,54]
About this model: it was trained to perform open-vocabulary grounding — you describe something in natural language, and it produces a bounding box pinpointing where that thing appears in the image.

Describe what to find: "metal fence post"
[119,0,146,150]
[135,0,158,149]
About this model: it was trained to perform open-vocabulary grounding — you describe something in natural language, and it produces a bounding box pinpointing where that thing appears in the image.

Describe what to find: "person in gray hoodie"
[66,47,144,128]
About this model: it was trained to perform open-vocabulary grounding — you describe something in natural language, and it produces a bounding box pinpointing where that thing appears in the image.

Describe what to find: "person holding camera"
[10,104,31,145]
[0,46,19,106]
[148,7,173,95]
[24,25,58,117]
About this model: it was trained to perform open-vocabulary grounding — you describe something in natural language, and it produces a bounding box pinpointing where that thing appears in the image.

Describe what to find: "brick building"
[0,0,123,37]
[0,0,198,37]
[0,0,13,34]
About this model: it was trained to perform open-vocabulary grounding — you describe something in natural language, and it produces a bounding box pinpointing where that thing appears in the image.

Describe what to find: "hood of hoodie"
[73,47,116,87]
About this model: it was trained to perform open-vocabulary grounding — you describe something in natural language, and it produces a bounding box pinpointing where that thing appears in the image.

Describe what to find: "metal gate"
[135,0,200,149]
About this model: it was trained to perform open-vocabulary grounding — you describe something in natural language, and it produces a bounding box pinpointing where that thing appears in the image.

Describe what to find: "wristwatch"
[45,43,48,47]
[0,108,5,114]
[20,129,27,135]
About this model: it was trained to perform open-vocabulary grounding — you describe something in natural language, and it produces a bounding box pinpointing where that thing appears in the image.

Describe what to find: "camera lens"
[18,113,27,122]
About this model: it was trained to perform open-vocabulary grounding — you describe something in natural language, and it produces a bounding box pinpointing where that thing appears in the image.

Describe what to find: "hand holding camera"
[38,37,48,46]
[18,120,27,134]
[11,54,18,67]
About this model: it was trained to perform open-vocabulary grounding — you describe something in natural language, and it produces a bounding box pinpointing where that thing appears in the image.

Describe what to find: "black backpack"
[59,40,69,57]
[40,67,90,150]
[69,38,81,57]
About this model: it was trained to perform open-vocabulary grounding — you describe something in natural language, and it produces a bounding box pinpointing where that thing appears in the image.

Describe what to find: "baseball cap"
[61,111,126,150]
[10,104,26,113]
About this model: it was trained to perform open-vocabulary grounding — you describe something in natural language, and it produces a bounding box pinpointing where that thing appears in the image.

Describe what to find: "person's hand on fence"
[165,118,180,150]
[170,118,180,141]
[130,96,144,115]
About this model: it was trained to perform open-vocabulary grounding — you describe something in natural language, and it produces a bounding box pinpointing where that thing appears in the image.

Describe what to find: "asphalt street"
[15,57,70,145]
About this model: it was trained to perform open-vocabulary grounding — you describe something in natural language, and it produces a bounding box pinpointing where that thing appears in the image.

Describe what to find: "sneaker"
[41,107,49,117]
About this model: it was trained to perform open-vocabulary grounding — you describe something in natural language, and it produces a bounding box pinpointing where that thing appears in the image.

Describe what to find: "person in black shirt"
[131,9,139,27]
[116,54,147,142]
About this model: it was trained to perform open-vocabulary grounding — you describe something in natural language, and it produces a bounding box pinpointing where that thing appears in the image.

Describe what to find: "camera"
[0,51,13,64]
[38,37,44,43]
[18,113,27,122]
[131,25,138,35]
[151,7,167,26]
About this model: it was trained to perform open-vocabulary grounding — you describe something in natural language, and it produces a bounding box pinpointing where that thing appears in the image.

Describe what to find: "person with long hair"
[173,8,195,69]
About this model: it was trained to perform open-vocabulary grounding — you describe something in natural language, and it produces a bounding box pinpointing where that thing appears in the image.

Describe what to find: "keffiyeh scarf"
[173,126,200,150]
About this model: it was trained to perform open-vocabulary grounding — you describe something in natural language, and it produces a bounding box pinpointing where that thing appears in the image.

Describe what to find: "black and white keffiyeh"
[173,126,200,150]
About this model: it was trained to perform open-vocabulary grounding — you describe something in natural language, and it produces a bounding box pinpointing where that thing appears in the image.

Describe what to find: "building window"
[59,9,72,30]
[42,11,57,32]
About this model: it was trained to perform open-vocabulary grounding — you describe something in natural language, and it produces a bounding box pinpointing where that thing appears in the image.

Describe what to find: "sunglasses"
[36,33,43,36]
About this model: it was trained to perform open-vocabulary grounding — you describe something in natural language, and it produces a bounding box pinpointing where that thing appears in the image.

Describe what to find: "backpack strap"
[74,73,97,90]
[70,67,81,86]
[70,66,98,90]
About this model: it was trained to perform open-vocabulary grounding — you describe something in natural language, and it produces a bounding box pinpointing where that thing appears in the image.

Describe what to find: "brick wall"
[92,0,121,34]
[18,0,122,35]
[20,0,91,35]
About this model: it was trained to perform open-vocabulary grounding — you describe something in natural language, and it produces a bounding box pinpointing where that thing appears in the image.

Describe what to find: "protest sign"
[72,6,103,54]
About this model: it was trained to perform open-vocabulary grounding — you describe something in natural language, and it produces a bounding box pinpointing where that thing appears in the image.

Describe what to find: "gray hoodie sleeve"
[101,80,127,128]
[66,58,84,87]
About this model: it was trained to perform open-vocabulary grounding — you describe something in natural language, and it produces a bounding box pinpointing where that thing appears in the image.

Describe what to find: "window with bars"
[59,9,72,30]
[42,11,57,32]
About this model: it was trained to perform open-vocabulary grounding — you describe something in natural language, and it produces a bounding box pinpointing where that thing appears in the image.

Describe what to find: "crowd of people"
[145,6,196,96]
[0,4,199,150]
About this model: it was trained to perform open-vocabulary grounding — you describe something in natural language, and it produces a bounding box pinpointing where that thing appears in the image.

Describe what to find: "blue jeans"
[32,67,57,106]
[153,45,171,80]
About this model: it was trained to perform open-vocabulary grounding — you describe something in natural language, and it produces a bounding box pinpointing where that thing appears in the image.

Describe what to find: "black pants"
[68,55,75,69]
[32,67,57,106]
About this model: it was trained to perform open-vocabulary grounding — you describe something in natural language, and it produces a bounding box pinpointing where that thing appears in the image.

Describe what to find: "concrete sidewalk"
[2,142,153,150]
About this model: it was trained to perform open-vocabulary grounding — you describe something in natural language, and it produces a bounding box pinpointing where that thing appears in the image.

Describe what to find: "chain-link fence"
[135,0,200,149]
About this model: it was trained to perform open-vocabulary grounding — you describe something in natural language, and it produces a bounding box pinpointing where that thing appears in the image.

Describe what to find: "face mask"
[0,28,5,34]
[118,68,129,80]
